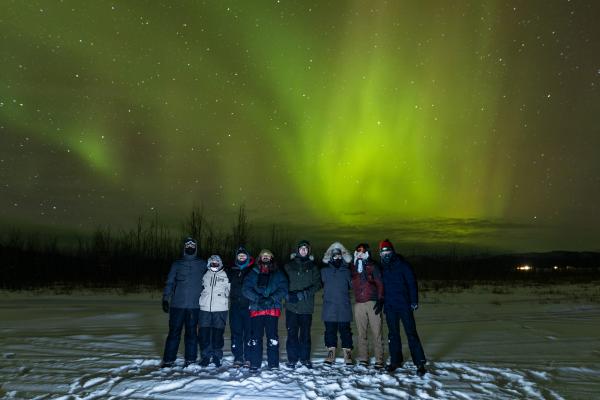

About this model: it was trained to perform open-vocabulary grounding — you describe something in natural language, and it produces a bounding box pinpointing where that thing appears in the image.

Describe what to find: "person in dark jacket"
[161,236,207,367]
[242,249,288,372]
[379,239,427,376]
[226,246,254,367]
[284,240,322,369]
[351,243,385,368]
[321,241,354,365]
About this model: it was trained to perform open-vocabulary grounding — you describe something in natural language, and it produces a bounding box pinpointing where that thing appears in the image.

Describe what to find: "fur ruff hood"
[322,241,352,264]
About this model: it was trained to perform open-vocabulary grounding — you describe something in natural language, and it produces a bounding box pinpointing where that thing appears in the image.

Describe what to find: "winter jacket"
[351,260,384,303]
[381,253,419,312]
[162,251,207,309]
[226,265,253,308]
[284,254,322,314]
[242,265,288,317]
[199,268,230,312]
[321,242,353,322]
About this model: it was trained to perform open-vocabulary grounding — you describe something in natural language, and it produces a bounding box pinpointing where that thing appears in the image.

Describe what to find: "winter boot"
[374,360,385,370]
[324,347,336,365]
[386,363,399,373]
[212,357,221,367]
[233,359,243,368]
[359,359,369,367]
[343,348,354,366]
[160,360,174,368]
[199,357,210,367]
[301,360,313,369]
[417,364,427,377]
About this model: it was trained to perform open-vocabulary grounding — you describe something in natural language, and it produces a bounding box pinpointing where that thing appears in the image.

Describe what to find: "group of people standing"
[161,237,427,376]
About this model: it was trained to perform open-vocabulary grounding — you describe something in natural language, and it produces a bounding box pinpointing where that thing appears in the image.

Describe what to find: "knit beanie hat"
[379,239,394,252]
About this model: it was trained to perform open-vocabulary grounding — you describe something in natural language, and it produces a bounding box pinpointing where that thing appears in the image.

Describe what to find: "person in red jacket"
[351,243,385,369]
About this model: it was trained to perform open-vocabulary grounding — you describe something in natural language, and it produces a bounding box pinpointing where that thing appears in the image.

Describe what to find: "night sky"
[1,1,599,253]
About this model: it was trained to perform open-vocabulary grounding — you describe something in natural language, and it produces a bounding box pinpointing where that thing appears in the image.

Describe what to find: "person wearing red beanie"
[378,239,427,377]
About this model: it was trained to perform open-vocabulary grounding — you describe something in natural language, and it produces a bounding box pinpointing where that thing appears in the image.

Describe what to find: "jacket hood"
[322,241,352,264]
[182,236,198,259]
[207,254,224,271]
[235,246,254,269]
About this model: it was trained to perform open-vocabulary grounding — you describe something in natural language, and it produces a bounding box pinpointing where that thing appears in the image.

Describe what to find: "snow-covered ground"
[1,284,599,399]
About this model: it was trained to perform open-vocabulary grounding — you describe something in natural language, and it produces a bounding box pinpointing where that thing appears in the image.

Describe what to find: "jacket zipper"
[209,272,215,312]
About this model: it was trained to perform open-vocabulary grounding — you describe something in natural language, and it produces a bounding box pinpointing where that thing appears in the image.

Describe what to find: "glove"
[287,291,299,304]
[373,299,384,315]
[411,303,419,311]
[162,299,170,313]
[258,297,275,308]
[296,290,306,301]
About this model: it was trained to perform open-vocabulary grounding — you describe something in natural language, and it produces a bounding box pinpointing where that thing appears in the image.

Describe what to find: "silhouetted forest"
[1,206,599,290]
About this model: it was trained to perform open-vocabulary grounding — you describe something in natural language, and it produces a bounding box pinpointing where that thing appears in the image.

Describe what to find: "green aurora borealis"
[1,1,599,252]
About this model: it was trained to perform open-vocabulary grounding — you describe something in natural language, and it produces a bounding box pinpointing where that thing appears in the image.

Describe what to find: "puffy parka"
[381,253,419,312]
[162,239,207,308]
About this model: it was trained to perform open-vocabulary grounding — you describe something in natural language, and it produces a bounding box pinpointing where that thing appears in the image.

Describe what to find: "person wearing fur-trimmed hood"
[198,255,230,367]
[283,240,322,369]
[242,249,288,371]
[321,241,354,366]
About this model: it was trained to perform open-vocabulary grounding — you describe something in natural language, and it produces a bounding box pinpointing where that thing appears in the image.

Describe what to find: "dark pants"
[199,327,225,359]
[324,321,353,349]
[385,309,426,366]
[230,304,251,362]
[286,310,313,363]
[162,307,199,363]
[249,316,280,368]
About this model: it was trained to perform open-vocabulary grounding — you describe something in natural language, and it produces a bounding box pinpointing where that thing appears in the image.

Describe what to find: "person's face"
[261,254,272,263]
[380,250,393,261]
[184,241,196,255]
[356,247,367,258]
[210,261,220,270]
[237,253,248,263]
[299,246,309,257]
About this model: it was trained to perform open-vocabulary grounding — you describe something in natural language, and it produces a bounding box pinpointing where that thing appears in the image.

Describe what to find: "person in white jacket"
[198,255,230,367]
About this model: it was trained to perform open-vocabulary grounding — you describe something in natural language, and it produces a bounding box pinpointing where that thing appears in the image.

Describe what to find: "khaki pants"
[353,301,384,363]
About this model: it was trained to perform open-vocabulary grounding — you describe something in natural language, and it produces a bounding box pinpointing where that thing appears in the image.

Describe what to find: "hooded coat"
[242,261,288,317]
[381,253,419,312]
[162,238,207,309]
[320,242,353,322]
[199,255,230,312]
[284,252,322,314]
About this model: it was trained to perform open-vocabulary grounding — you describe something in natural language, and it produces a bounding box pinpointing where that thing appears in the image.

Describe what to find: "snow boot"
[386,364,399,373]
[160,360,174,368]
[199,357,210,367]
[233,359,243,368]
[359,359,369,367]
[324,347,336,365]
[301,360,313,369]
[417,364,427,377]
[374,361,385,370]
[343,348,354,366]
[212,357,221,367]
